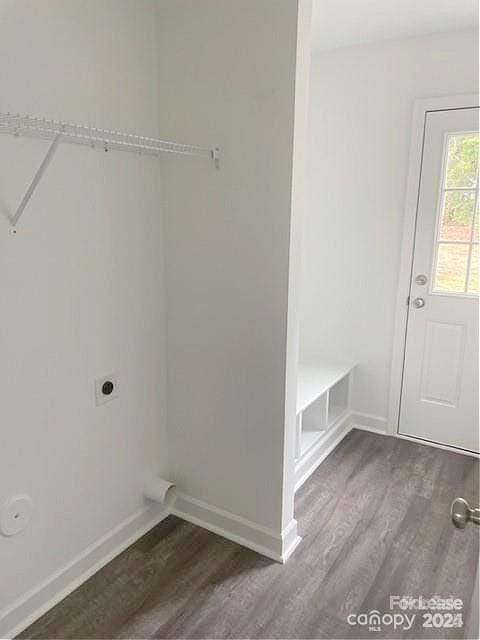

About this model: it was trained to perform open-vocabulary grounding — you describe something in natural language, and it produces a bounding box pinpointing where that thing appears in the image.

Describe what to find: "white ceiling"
[311,0,479,53]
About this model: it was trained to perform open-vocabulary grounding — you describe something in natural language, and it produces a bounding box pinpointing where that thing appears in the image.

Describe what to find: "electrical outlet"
[95,373,119,406]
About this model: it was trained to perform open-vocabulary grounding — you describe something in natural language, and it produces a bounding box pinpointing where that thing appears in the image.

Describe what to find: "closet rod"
[0,112,220,229]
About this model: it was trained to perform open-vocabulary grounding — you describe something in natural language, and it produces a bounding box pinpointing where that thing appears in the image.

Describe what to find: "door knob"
[413,297,425,309]
[451,497,480,528]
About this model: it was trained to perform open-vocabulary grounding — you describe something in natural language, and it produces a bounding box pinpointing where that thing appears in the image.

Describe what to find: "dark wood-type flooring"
[20,430,479,639]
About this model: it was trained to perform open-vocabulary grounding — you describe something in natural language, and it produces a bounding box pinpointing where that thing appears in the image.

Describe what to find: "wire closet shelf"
[0,112,219,230]
[0,112,217,159]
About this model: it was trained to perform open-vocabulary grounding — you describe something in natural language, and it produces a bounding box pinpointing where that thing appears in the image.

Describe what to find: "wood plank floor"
[20,430,479,639]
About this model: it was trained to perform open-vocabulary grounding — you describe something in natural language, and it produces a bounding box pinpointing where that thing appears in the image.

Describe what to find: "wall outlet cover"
[0,495,33,536]
[95,373,119,406]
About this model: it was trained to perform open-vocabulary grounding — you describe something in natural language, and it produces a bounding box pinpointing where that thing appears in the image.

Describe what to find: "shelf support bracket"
[11,133,62,228]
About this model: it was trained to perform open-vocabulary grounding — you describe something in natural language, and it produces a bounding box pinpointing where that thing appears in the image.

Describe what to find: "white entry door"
[399,107,479,453]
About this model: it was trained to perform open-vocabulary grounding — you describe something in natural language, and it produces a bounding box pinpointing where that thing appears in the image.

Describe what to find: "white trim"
[388,94,480,438]
[294,411,352,491]
[172,493,300,564]
[350,411,388,435]
[0,505,168,639]
[349,413,479,458]
[282,0,313,555]
[1,495,303,638]
[280,518,303,563]
[350,414,479,458]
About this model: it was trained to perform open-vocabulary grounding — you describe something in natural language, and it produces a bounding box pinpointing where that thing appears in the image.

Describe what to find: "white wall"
[0,0,168,629]
[300,28,479,421]
[0,0,310,630]
[156,0,303,536]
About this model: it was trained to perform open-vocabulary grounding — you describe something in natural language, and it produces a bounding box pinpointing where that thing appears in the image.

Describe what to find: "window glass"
[432,132,479,295]
[445,134,478,188]
[439,191,475,241]
[434,243,469,293]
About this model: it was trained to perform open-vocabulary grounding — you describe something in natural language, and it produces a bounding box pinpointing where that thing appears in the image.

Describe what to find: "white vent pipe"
[144,478,176,508]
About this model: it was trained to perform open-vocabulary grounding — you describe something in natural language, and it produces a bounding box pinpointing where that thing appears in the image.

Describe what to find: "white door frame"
[388,94,480,449]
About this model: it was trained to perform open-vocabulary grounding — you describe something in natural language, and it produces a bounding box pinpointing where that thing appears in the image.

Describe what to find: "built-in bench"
[295,361,356,489]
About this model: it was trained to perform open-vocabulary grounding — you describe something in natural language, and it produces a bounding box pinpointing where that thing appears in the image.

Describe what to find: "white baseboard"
[281,519,302,563]
[294,411,353,492]
[354,413,479,457]
[172,493,300,564]
[0,504,168,640]
[1,494,301,639]
[350,411,388,435]
[0,412,390,638]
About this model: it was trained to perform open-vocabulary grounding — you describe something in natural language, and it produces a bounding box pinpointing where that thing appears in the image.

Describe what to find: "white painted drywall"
[156,0,303,534]
[0,0,168,621]
[283,0,312,532]
[300,28,479,421]
[311,0,478,53]
[0,0,310,626]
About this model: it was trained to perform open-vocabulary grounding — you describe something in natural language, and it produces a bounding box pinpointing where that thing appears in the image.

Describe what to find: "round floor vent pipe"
[144,478,177,508]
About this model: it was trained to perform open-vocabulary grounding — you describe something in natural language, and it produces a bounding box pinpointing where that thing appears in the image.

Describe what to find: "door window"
[432,132,479,294]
